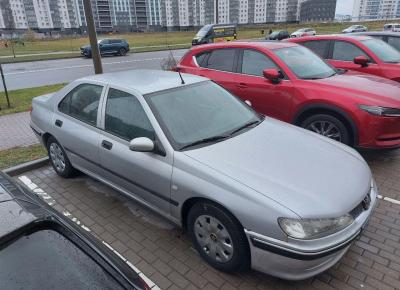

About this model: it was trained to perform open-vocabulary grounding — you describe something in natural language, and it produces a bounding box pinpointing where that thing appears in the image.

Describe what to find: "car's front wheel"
[47,137,75,178]
[301,114,351,145]
[187,202,250,272]
[119,48,127,56]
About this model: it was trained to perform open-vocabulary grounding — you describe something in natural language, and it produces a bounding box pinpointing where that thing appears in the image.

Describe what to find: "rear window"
[302,40,330,58]
[0,229,125,289]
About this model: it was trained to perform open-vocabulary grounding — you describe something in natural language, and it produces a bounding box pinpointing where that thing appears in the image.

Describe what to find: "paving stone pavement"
[16,148,400,290]
[0,112,38,150]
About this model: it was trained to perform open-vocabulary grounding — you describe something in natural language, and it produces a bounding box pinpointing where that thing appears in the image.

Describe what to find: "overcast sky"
[336,0,355,15]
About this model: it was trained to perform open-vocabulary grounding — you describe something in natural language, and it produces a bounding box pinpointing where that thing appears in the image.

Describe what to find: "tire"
[119,48,127,56]
[47,137,75,178]
[301,114,351,145]
[187,202,250,273]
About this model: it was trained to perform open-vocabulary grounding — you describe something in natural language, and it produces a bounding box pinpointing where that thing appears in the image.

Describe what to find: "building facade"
[299,0,337,22]
[353,0,400,21]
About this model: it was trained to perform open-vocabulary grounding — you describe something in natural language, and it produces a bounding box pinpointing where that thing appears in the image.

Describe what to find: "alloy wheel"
[306,120,342,142]
[49,143,66,172]
[194,215,234,263]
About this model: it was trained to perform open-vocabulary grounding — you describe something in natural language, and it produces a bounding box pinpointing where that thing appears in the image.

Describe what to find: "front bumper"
[245,182,378,280]
[359,114,400,148]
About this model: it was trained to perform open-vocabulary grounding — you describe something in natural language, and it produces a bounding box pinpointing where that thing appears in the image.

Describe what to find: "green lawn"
[0,83,65,116]
[0,20,390,62]
[0,144,47,170]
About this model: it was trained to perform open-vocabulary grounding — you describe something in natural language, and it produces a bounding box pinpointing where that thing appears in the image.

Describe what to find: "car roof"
[189,41,297,53]
[79,69,207,95]
[290,34,373,41]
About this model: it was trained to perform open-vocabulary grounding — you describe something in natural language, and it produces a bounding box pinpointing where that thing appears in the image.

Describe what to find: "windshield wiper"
[229,120,261,136]
[180,135,229,150]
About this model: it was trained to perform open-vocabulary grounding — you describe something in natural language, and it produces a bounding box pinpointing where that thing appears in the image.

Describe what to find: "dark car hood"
[184,119,372,218]
[309,71,400,105]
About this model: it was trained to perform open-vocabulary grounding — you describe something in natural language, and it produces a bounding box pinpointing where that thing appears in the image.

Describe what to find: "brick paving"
[0,112,38,150]
[16,149,400,290]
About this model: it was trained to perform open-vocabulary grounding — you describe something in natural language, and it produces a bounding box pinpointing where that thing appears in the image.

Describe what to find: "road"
[0,49,187,91]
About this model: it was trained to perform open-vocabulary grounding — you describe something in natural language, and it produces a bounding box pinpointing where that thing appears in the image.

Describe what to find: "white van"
[384,23,400,32]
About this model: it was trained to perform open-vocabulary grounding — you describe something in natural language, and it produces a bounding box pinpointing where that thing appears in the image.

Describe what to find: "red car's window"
[332,41,368,61]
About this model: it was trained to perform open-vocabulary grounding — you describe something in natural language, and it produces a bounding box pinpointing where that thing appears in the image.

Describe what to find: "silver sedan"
[30,70,377,280]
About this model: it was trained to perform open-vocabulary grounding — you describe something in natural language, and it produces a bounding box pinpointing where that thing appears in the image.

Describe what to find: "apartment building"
[353,0,400,21]
[299,0,337,22]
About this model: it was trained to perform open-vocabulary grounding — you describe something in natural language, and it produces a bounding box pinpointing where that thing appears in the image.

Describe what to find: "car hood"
[183,119,371,218]
[81,45,91,50]
[309,71,400,105]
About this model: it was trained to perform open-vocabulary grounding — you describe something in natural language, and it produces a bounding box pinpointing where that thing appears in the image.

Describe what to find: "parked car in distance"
[342,25,367,33]
[352,31,400,51]
[0,172,151,290]
[178,41,400,148]
[80,39,130,58]
[288,35,400,82]
[291,28,316,38]
[268,30,290,40]
[192,24,237,45]
[31,70,377,280]
[383,23,400,32]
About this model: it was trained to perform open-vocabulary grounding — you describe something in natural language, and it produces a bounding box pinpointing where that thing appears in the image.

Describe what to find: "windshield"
[361,39,400,63]
[274,46,336,79]
[196,25,211,38]
[146,81,261,150]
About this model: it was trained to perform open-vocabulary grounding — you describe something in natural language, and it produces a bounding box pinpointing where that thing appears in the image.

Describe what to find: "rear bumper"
[245,183,378,280]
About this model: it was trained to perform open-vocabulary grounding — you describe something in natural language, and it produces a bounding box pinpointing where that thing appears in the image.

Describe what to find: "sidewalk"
[0,111,38,150]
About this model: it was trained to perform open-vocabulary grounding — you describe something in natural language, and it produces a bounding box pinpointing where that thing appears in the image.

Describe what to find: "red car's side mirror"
[354,55,369,67]
[263,69,282,84]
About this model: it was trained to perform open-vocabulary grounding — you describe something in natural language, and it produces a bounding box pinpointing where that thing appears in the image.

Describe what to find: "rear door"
[328,40,382,75]
[54,83,104,173]
[190,48,243,96]
[235,49,294,122]
[98,87,173,214]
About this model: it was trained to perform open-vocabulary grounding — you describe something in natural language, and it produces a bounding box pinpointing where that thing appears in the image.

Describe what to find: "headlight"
[278,215,354,240]
[359,105,400,117]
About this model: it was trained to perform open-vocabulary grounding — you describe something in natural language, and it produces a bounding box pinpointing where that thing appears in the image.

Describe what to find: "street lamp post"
[83,0,103,74]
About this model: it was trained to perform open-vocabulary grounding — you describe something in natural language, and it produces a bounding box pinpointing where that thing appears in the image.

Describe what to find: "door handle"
[236,83,248,89]
[55,119,63,127]
[101,140,113,150]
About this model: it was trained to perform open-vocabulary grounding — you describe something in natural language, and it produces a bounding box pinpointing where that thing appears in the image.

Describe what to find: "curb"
[4,157,49,176]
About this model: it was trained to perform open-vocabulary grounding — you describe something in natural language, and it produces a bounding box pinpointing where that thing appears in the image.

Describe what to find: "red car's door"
[328,40,382,76]
[234,49,295,122]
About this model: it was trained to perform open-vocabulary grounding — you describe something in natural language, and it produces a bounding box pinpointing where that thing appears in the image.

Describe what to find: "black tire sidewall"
[187,202,250,272]
[46,137,75,178]
[301,114,351,145]
[119,48,126,56]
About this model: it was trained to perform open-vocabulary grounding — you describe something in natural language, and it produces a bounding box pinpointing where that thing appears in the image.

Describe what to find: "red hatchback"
[177,41,400,148]
[288,35,400,82]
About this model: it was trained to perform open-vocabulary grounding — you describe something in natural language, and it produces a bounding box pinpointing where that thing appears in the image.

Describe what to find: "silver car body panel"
[30,70,377,280]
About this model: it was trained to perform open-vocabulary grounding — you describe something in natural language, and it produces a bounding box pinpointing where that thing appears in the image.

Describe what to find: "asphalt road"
[0,49,187,91]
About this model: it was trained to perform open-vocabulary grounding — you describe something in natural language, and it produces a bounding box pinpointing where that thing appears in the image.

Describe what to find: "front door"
[98,87,173,214]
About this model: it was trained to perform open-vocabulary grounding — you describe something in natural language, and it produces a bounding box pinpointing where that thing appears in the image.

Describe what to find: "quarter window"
[105,88,155,141]
[302,40,330,58]
[206,49,236,72]
[241,50,277,76]
[388,37,400,51]
[58,83,103,126]
[332,41,368,61]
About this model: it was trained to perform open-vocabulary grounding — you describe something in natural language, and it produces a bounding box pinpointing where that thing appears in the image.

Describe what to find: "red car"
[287,35,400,82]
[177,41,400,148]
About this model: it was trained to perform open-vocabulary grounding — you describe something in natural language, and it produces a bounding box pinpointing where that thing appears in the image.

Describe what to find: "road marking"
[4,54,184,76]
[17,175,160,290]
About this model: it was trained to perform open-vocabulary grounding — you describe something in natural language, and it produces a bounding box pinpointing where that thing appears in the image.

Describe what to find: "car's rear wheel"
[119,48,127,56]
[301,114,351,145]
[47,137,75,178]
[187,202,250,272]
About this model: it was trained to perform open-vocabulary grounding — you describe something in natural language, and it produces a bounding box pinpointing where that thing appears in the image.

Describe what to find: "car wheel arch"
[293,104,359,146]
[42,132,53,149]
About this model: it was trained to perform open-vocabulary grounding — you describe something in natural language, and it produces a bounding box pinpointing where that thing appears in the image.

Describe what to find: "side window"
[206,49,236,72]
[332,41,368,61]
[302,40,330,58]
[196,52,210,67]
[105,88,155,141]
[388,37,400,51]
[241,49,277,76]
[58,84,103,126]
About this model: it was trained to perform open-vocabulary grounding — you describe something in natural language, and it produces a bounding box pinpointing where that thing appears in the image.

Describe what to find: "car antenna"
[164,26,185,85]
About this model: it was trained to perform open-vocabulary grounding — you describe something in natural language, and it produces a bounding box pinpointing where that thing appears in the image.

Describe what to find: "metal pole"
[83,0,103,74]
[0,64,11,109]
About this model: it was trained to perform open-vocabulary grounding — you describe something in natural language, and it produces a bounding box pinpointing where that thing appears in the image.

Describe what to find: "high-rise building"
[299,0,337,22]
[353,0,400,21]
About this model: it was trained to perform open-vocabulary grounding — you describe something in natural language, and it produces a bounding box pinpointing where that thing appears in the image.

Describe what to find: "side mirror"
[263,69,282,84]
[354,55,369,67]
[129,137,154,152]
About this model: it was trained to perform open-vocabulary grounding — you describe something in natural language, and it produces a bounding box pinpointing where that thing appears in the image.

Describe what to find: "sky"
[336,0,355,15]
